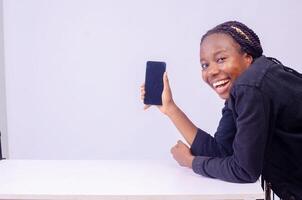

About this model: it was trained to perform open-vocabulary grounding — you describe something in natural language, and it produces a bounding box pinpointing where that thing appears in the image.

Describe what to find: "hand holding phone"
[144,61,166,105]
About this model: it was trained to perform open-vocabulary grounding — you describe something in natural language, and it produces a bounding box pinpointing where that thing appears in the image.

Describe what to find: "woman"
[141,21,302,199]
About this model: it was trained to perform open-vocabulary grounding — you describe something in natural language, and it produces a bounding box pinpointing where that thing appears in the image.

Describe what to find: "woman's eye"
[217,57,226,63]
[201,63,209,70]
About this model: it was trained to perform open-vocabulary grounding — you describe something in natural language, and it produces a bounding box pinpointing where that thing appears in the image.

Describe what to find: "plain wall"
[0,0,8,158]
[2,0,302,159]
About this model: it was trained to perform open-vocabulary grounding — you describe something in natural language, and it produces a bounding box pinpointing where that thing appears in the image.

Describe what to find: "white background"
[1,0,302,159]
[0,0,7,157]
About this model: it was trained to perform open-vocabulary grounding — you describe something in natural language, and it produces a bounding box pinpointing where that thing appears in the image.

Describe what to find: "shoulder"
[228,56,277,108]
[233,55,276,88]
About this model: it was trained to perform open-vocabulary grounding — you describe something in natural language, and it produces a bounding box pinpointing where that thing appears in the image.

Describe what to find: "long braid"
[201,21,263,59]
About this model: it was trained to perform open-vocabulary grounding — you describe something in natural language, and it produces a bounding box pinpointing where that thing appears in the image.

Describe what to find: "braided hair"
[201,21,263,59]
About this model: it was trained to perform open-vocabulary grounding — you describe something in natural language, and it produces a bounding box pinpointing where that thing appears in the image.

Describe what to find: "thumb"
[163,71,170,91]
[177,140,184,145]
[144,104,151,110]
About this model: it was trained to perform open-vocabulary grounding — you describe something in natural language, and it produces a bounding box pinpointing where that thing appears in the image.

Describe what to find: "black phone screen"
[144,61,166,105]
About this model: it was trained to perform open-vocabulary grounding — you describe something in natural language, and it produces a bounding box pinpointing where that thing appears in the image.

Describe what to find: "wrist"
[165,102,179,117]
[188,155,195,169]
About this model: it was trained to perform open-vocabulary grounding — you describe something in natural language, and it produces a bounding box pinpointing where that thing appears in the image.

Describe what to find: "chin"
[218,93,229,100]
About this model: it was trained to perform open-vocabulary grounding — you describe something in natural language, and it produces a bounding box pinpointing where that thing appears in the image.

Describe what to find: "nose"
[207,63,220,77]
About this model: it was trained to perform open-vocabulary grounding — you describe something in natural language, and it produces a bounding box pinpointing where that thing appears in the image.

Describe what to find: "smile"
[212,78,231,95]
[212,79,230,88]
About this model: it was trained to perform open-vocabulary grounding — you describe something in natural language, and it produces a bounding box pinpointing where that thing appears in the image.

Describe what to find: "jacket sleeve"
[192,85,270,183]
[190,103,236,157]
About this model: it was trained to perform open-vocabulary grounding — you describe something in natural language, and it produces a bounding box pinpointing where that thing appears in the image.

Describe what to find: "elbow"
[241,170,261,183]
[245,174,260,183]
[233,165,261,183]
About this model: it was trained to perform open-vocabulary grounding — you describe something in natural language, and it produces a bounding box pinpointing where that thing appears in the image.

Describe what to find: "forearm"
[166,104,197,146]
[192,156,260,183]
[191,86,270,183]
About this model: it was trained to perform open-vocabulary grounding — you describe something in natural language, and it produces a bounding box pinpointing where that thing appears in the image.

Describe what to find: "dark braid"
[201,21,263,59]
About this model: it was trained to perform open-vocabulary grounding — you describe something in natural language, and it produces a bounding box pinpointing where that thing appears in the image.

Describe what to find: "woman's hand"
[141,72,198,146]
[170,140,194,168]
[140,72,177,116]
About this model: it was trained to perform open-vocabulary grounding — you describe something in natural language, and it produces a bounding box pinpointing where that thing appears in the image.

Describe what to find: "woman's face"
[200,33,253,100]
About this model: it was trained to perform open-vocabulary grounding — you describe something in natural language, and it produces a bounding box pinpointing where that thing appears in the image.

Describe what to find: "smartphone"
[144,61,166,105]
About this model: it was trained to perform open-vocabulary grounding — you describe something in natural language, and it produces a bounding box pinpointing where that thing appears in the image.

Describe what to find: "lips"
[213,79,230,88]
[212,78,231,95]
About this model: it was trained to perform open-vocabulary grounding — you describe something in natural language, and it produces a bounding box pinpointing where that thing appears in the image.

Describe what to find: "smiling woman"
[200,33,253,99]
[141,21,302,200]
[199,21,262,100]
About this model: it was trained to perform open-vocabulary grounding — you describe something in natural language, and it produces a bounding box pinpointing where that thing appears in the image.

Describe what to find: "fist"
[170,140,194,168]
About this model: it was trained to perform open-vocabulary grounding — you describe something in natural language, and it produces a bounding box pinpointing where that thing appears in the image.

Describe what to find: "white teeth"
[213,79,229,88]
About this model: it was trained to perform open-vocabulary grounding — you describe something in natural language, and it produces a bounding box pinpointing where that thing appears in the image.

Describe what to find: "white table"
[0,160,264,200]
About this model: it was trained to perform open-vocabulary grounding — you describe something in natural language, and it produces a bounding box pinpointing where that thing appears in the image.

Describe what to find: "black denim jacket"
[190,56,302,199]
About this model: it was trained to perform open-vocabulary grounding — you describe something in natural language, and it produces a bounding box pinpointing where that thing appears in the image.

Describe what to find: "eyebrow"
[200,49,227,62]
[213,49,227,57]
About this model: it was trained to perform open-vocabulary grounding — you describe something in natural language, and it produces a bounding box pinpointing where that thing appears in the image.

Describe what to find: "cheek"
[230,66,246,80]
[226,57,250,79]
[223,63,244,80]
[201,70,207,82]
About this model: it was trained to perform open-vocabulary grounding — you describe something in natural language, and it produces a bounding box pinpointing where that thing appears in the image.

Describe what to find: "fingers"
[140,91,145,100]
[170,141,179,153]
[170,145,176,154]
[140,83,151,110]
[177,140,183,145]
[163,72,170,91]
[140,84,145,100]
[170,145,185,167]
[144,105,151,110]
[170,140,182,154]
[176,140,185,147]
[140,83,146,101]
[170,140,186,152]
[140,83,152,110]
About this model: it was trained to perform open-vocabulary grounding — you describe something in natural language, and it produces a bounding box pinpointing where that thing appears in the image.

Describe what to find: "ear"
[244,53,253,66]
